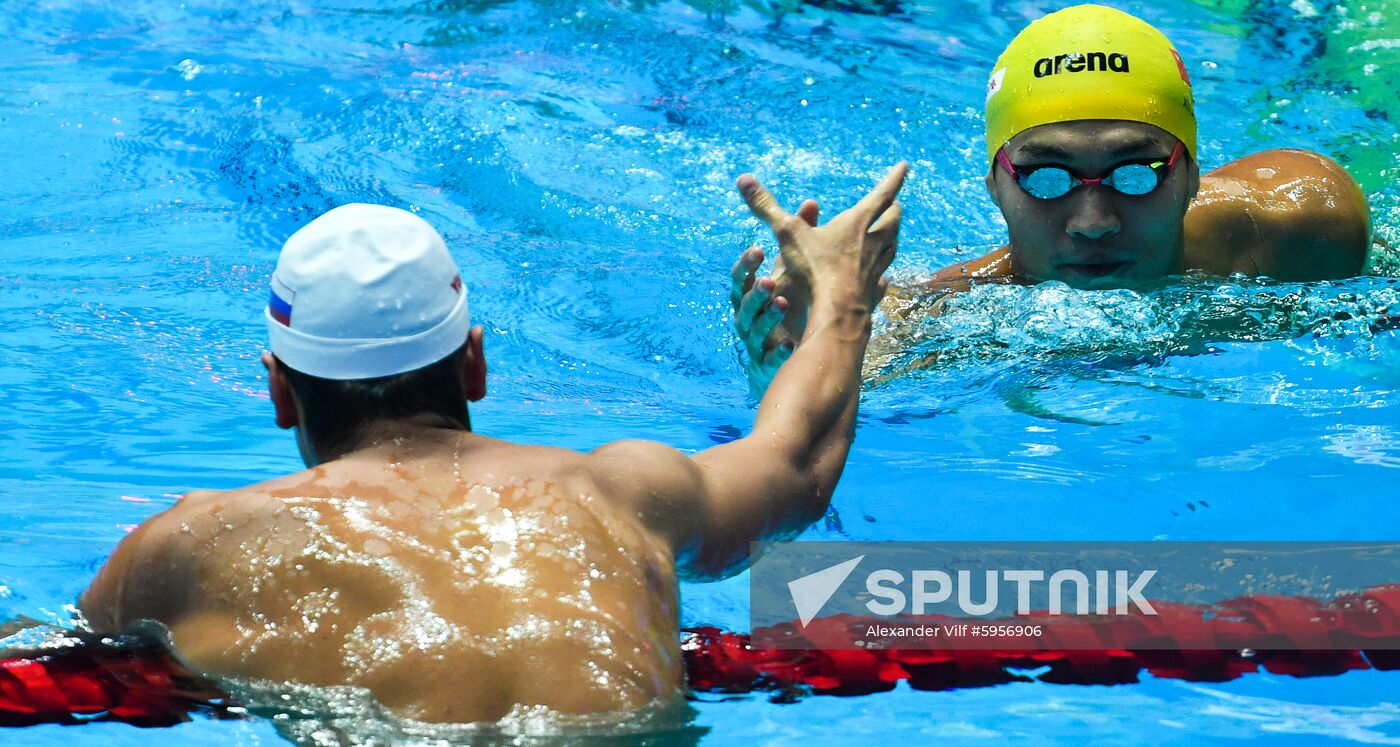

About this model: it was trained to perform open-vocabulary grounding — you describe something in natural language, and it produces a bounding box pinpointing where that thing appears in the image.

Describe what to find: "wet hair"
[277,346,470,461]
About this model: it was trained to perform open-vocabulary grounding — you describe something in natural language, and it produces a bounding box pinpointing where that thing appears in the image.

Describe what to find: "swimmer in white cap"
[78,164,907,723]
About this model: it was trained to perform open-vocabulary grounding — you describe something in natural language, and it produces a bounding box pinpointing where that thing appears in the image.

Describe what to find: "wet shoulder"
[452,435,607,499]
[1190,149,1369,280]
[1204,148,1359,188]
[928,246,1014,287]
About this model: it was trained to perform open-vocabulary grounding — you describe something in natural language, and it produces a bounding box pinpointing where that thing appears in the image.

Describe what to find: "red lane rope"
[688,586,1400,696]
[0,638,234,727]
[683,628,1392,697]
[5,586,1400,726]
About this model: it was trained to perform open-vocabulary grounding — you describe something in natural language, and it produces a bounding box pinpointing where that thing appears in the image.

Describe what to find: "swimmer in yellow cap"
[731,4,1370,376]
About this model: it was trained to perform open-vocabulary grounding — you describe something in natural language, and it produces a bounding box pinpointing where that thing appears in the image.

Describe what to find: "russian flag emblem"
[268,289,292,326]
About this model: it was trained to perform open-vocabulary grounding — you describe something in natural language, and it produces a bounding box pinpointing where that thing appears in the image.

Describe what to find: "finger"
[868,200,903,241]
[796,199,820,227]
[764,338,795,369]
[870,203,901,278]
[876,225,899,271]
[750,295,787,346]
[729,245,763,308]
[736,276,775,337]
[854,161,910,221]
[769,251,790,279]
[876,236,898,277]
[736,173,793,229]
[871,277,890,311]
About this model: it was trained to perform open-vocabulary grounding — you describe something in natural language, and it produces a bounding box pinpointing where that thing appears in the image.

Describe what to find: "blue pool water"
[2,0,1399,743]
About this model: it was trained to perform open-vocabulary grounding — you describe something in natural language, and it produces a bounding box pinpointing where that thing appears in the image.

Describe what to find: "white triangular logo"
[788,555,864,628]
[986,67,1006,102]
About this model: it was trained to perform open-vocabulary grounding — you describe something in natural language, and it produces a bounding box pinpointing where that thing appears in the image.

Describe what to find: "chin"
[1066,276,1135,290]
[1048,263,1140,290]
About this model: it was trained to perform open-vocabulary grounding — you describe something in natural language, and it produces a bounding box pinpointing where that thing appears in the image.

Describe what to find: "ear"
[262,352,300,430]
[461,326,487,402]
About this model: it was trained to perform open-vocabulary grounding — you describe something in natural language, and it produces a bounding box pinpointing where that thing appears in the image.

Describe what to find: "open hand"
[729,199,820,375]
[737,163,905,311]
[728,164,906,389]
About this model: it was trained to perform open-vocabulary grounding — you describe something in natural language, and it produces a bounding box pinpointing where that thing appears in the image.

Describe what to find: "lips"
[1060,260,1129,279]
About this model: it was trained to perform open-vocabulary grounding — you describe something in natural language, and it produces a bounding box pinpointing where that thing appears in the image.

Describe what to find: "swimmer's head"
[266,203,470,380]
[988,119,1197,289]
[984,4,1196,165]
[983,6,1200,289]
[263,204,486,464]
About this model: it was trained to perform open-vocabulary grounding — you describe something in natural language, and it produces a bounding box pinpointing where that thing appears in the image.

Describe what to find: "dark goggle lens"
[1016,162,1166,199]
[1020,167,1075,199]
[1103,163,1160,195]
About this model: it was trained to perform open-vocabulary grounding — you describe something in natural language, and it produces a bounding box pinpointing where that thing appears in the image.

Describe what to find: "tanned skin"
[732,121,1370,377]
[80,164,906,724]
[932,144,1369,286]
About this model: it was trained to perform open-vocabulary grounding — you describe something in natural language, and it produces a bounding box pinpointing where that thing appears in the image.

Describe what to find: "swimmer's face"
[986,120,1200,290]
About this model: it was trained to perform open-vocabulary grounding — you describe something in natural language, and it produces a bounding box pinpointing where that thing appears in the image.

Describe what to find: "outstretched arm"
[595,164,906,579]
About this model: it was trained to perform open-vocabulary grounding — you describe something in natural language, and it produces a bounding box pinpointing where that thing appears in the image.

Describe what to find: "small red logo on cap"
[451,275,462,293]
[1171,49,1191,86]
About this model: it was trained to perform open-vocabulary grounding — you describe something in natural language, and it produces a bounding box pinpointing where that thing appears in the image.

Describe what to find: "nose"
[1065,188,1122,240]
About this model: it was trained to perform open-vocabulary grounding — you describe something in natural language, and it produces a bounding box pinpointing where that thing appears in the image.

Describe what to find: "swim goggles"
[995,141,1185,200]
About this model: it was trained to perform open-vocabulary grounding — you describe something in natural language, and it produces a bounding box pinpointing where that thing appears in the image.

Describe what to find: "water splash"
[869,275,1400,381]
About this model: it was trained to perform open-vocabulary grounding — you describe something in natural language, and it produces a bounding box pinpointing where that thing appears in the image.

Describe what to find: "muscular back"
[80,164,903,724]
[81,432,683,723]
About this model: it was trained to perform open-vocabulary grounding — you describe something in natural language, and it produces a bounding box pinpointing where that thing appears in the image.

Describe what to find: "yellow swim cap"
[984,4,1196,164]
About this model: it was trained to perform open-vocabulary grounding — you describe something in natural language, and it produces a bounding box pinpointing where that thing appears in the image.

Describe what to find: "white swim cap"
[266,204,469,380]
